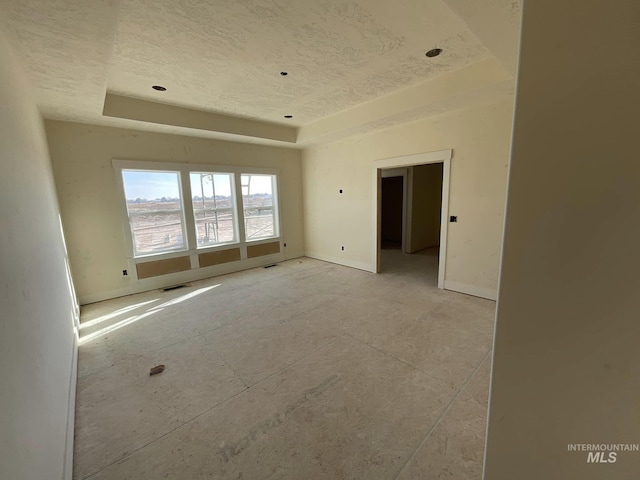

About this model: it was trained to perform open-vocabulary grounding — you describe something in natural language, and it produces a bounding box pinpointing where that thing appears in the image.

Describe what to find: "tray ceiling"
[0,0,521,146]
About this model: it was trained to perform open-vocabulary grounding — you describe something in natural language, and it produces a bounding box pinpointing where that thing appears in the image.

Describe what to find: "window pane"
[122,170,186,256]
[194,210,235,245]
[241,174,277,240]
[244,209,275,239]
[130,213,185,255]
[127,199,182,214]
[190,173,236,246]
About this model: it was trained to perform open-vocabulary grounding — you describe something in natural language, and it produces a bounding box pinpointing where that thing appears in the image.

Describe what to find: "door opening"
[373,150,451,289]
[380,168,407,251]
[381,176,404,250]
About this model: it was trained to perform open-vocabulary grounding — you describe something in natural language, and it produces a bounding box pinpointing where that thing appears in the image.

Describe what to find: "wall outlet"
[341,246,345,251]
[122,269,128,276]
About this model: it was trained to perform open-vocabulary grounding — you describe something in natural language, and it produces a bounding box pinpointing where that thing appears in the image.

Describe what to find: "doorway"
[380,168,407,251]
[373,150,451,289]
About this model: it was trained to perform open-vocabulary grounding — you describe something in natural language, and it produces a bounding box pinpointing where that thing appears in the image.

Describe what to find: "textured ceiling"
[441,0,522,74]
[108,0,489,125]
[0,0,522,146]
[0,0,119,122]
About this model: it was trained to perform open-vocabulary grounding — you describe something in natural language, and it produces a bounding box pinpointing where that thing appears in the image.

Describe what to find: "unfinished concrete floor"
[74,252,496,479]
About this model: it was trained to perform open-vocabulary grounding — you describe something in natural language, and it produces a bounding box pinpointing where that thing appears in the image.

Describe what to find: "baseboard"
[304,251,375,273]
[443,280,497,301]
[79,286,134,306]
[283,250,305,261]
[78,252,287,305]
[62,332,78,480]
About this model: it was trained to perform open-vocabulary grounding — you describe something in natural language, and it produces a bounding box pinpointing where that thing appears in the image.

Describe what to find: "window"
[241,174,278,240]
[116,161,280,259]
[121,170,187,256]
[190,172,237,247]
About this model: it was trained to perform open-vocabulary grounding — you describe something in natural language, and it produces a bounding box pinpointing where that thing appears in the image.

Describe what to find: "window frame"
[240,173,280,242]
[120,168,189,257]
[113,160,281,263]
[190,171,239,248]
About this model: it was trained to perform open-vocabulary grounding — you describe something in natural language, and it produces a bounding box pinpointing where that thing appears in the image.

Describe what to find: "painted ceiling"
[0,0,522,146]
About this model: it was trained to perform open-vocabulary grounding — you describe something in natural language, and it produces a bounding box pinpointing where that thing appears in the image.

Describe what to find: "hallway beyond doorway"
[380,246,440,288]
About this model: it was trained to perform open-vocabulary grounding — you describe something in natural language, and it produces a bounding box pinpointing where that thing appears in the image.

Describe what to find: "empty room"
[2,1,639,479]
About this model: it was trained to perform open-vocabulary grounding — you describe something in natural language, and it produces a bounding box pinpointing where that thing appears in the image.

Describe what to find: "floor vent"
[161,283,190,292]
[263,264,277,269]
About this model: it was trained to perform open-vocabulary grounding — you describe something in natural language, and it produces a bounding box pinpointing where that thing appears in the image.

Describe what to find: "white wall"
[45,121,304,304]
[302,99,514,299]
[0,34,78,480]
[485,0,640,478]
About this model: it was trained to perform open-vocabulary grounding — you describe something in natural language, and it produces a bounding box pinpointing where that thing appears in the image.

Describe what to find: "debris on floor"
[149,365,165,376]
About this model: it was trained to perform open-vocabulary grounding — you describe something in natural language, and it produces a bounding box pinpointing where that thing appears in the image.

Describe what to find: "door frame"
[372,149,452,289]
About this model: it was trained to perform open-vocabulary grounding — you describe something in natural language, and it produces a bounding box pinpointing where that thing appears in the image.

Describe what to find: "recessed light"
[425,48,443,58]
[280,71,288,76]
[284,115,293,119]
[152,85,167,91]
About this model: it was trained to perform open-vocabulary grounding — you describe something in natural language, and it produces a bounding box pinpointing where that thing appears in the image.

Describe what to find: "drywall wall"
[46,121,304,304]
[484,1,640,478]
[410,163,443,252]
[0,33,78,480]
[302,98,514,299]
